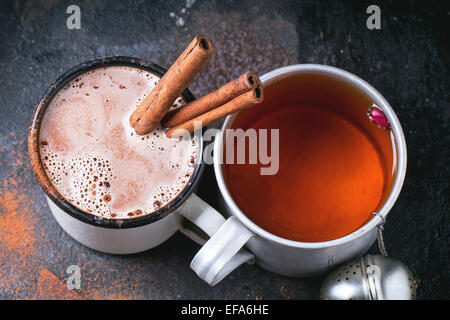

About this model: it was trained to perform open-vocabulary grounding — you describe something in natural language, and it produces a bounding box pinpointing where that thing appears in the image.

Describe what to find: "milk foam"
[39,66,199,219]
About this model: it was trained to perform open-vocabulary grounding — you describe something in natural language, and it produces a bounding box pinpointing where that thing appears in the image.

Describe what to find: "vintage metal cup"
[27,56,254,274]
[190,64,407,285]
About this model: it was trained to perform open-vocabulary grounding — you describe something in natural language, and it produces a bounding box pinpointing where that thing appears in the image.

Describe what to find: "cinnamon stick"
[162,72,260,128]
[130,35,215,135]
[165,86,264,138]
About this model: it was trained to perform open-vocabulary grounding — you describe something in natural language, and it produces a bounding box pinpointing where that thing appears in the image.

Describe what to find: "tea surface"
[225,74,393,242]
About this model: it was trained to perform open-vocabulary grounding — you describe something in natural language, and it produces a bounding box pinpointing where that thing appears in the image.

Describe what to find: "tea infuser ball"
[319,223,418,300]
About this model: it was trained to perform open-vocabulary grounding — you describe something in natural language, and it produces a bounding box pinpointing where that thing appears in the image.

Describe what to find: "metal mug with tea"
[190,64,407,286]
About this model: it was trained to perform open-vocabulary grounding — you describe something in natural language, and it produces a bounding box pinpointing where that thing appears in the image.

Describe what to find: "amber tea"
[224,72,394,242]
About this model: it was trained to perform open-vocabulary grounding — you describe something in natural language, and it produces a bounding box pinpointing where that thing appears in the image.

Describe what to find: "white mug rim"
[214,64,407,249]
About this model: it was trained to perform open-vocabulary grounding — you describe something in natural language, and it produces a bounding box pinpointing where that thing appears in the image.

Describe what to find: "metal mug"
[190,64,407,286]
[27,56,255,277]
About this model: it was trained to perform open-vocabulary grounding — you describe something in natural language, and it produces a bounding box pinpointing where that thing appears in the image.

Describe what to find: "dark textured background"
[0,0,448,299]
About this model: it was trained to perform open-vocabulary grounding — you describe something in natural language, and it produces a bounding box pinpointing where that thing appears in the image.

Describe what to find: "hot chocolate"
[39,66,199,219]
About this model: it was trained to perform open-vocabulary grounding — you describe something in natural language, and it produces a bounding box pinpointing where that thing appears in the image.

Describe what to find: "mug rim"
[214,64,407,249]
[28,56,204,229]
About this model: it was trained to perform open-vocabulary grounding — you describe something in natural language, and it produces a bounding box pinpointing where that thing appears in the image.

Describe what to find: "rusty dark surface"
[0,0,448,299]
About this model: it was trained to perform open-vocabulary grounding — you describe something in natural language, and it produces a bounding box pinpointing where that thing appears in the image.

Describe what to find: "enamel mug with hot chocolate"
[28,57,254,281]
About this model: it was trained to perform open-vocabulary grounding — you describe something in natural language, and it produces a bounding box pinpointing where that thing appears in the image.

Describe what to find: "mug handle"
[177,193,255,285]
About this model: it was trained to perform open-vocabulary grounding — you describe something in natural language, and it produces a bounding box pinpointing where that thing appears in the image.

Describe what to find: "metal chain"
[373,212,388,256]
